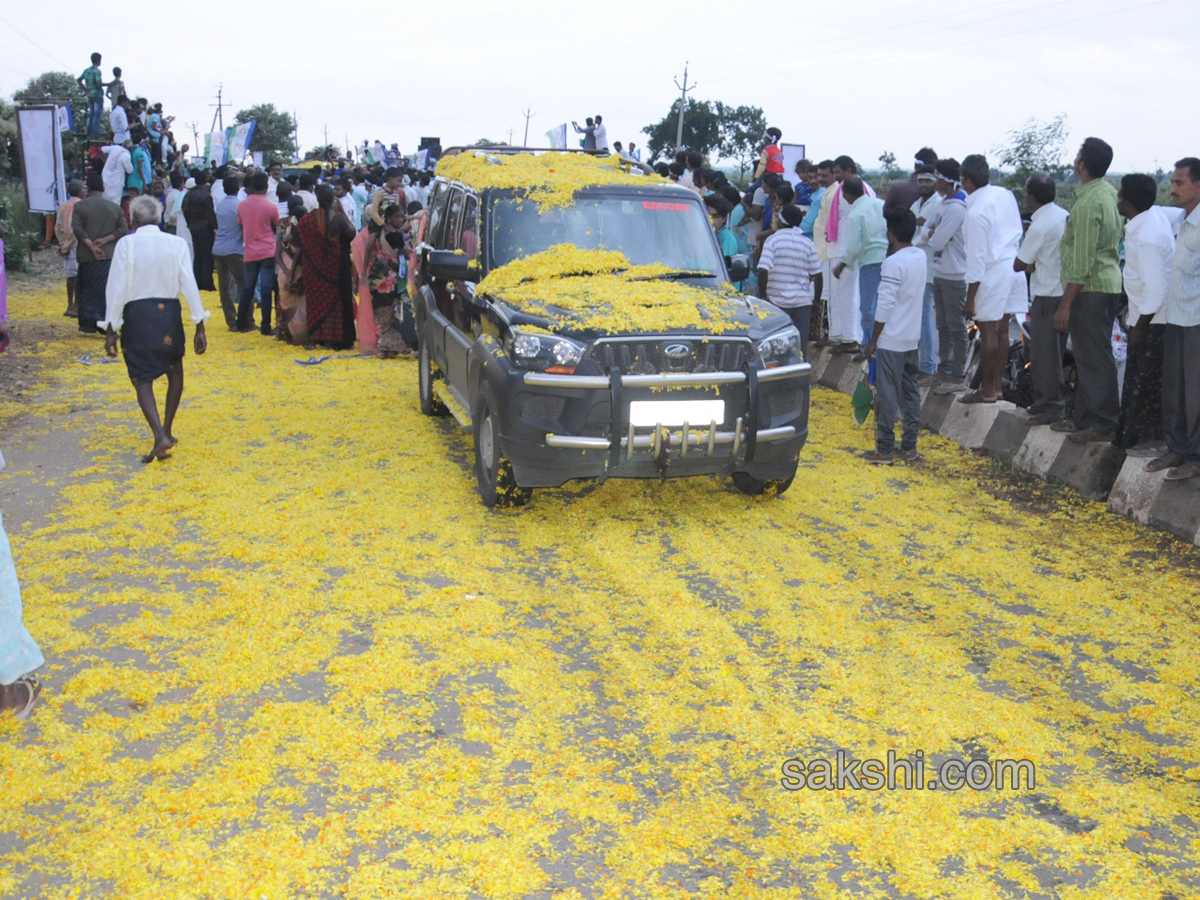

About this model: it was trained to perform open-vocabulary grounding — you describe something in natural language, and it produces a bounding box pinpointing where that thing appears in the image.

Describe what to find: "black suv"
[414,149,812,507]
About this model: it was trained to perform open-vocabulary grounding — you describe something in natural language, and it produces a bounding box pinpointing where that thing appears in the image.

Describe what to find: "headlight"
[507,328,587,372]
[756,326,802,367]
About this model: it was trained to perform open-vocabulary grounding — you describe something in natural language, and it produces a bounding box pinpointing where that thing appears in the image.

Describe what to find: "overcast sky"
[2,0,1195,173]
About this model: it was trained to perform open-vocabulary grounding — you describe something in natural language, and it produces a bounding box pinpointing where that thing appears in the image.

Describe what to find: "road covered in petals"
[2,287,1199,900]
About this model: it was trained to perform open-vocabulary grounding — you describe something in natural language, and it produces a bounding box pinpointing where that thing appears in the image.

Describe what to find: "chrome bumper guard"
[529,362,809,463]
[523,361,811,390]
[545,419,797,456]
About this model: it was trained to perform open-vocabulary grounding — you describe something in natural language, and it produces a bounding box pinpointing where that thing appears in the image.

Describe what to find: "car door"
[420,181,452,382]
[438,186,471,392]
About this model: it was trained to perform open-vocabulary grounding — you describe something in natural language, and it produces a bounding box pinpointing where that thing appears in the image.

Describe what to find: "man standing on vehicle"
[572,118,597,150]
[1052,137,1123,442]
[758,205,823,355]
[1014,173,1070,424]
[77,52,105,139]
[593,115,609,152]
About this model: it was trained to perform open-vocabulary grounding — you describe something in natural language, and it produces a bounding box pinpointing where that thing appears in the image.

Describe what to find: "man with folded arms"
[1014,173,1069,424]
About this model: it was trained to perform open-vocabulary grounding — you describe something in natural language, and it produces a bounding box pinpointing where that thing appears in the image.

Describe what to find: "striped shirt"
[758,228,822,308]
[1059,178,1122,293]
[1164,204,1200,327]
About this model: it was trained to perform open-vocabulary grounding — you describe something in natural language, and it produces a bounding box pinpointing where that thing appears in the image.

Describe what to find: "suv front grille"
[587,338,751,376]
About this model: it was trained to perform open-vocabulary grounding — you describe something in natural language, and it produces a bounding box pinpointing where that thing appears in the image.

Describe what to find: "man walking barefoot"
[101,197,210,463]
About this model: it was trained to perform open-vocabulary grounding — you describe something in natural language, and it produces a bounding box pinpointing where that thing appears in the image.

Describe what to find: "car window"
[425,181,449,248]
[489,193,723,273]
[444,188,465,252]
[454,195,480,262]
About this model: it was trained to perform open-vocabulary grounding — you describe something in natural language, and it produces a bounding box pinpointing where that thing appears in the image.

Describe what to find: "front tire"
[474,391,532,509]
[418,340,448,417]
[732,469,795,497]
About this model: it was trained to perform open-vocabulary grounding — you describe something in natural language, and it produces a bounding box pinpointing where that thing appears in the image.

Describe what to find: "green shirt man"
[1059,177,1123,294]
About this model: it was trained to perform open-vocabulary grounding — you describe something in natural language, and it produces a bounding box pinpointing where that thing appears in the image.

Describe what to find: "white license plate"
[628,400,725,428]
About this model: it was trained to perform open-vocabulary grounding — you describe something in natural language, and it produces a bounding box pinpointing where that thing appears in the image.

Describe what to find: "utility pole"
[507,127,515,146]
[189,121,200,154]
[521,105,535,147]
[208,84,231,134]
[323,125,329,153]
[292,110,300,161]
[673,64,696,152]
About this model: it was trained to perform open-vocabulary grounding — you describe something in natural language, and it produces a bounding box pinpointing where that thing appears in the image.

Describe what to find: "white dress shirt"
[1015,202,1069,298]
[110,106,130,144]
[1164,204,1200,328]
[911,193,942,283]
[1123,207,1176,327]
[99,226,210,331]
[964,184,1023,320]
[594,123,609,151]
[101,145,133,205]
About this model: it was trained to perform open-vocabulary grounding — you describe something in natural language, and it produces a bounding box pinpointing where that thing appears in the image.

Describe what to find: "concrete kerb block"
[1013,427,1066,479]
[1046,441,1126,501]
[1147,477,1200,545]
[820,354,853,391]
[982,409,1033,467]
[920,390,955,433]
[1108,457,1165,524]
[938,399,1016,450]
[808,348,832,382]
[838,361,867,396]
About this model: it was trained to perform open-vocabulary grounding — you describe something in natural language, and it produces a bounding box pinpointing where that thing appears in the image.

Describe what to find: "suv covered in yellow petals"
[413,148,812,507]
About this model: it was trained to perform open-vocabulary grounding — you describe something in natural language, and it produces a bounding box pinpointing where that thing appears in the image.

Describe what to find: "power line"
[0,12,67,68]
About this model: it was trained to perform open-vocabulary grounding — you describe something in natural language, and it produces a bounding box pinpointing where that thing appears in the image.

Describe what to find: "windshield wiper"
[630,270,717,281]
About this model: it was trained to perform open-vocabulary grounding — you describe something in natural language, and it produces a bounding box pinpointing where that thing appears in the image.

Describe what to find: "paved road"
[2,288,1198,900]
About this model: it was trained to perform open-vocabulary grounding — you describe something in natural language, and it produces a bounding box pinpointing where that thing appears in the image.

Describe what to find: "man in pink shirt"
[236,171,281,334]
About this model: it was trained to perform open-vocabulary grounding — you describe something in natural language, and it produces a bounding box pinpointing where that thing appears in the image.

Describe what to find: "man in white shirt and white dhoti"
[101,196,211,464]
[959,154,1024,405]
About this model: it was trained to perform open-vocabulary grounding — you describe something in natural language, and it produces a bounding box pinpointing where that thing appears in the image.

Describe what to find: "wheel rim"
[479,413,495,479]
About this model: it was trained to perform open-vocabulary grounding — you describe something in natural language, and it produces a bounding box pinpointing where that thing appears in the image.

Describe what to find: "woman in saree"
[276,195,308,346]
[350,223,377,355]
[290,185,356,350]
[364,204,416,358]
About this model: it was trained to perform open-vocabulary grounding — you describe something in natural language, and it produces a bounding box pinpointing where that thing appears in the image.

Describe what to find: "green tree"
[878,151,899,175]
[715,103,767,181]
[0,98,18,176]
[233,103,296,165]
[641,98,721,163]
[993,113,1070,185]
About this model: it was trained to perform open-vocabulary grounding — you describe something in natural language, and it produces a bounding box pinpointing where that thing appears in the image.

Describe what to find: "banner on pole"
[228,120,256,163]
[16,106,67,214]
[205,131,228,166]
[546,124,568,149]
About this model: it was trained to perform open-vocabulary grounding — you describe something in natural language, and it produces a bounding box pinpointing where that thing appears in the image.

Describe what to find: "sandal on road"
[957,391,997,404]
[1165,462,1200,481]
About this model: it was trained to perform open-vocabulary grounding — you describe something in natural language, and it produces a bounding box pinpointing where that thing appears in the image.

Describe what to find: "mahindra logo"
[663,343,691,360]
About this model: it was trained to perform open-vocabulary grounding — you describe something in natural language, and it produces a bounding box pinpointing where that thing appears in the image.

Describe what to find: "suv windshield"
[490,194,724,274]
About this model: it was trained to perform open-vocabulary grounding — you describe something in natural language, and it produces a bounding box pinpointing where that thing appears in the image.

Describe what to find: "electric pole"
[507,127,515,146]
[674,64,696,152]
[208,84,231,134]
[521,106,535,147]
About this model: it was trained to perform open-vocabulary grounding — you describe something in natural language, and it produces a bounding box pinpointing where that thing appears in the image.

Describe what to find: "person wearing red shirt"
[236,171,281,334]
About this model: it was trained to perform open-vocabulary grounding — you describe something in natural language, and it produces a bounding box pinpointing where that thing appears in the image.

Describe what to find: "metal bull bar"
[528,361,811,460]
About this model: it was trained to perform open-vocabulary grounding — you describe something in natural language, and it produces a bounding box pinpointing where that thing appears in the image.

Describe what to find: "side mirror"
[727,253,750,284]
[426,249,478,282]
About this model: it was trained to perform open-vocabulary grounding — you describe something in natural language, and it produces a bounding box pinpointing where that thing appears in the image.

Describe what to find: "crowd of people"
[668,130,1199,477]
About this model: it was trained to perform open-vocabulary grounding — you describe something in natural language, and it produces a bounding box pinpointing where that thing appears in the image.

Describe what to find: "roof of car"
[434,150,673,209]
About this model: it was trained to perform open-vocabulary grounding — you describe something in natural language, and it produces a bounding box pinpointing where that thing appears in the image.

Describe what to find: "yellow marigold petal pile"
[435,150,658,209]
[1,287,1199,899]
[476,244,750,334]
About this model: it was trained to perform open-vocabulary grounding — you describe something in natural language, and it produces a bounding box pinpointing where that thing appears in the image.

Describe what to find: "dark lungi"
[76,259,111,333]
[120,298,185,384]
